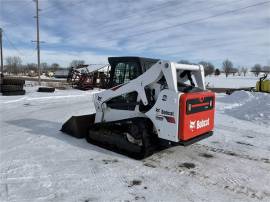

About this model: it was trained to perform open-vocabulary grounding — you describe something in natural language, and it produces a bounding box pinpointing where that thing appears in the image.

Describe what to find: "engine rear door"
[179,91,215,141]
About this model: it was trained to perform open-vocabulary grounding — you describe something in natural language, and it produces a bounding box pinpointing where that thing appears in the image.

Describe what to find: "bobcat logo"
[189,118,210,132]
[189,120,196,132]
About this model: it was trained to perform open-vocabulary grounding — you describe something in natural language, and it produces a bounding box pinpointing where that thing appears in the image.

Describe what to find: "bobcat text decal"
[155,108,175,123]
[189,118,210,132]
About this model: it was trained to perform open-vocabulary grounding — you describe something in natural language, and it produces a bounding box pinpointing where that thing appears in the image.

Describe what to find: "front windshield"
[112,62,139,85]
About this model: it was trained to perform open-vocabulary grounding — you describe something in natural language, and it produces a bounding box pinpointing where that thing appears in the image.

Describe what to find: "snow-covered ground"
[0,87,269,202]
[205,74,258,88]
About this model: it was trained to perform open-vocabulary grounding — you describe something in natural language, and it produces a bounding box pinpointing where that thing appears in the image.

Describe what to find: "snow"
[218,91,270,124]
[205,74,258,88]
[1,87,270,202]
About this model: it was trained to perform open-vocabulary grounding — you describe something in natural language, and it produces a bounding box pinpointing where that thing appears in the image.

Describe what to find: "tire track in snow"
[191,144,270,164]
[0,159,126,201]
[216,124,269,137]
[143,146,270,200]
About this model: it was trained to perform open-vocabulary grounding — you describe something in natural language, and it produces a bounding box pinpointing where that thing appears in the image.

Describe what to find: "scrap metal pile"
[67,64,109,90]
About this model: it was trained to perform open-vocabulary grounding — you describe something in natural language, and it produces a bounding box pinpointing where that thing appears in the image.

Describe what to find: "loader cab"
[107,57,159,110]
[108,57,159,88]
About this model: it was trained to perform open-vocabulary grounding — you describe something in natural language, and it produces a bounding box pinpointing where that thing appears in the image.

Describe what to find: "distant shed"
[54,69,69,78]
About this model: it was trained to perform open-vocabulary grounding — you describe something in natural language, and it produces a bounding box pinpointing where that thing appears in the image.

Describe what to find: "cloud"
[1,0,270,67]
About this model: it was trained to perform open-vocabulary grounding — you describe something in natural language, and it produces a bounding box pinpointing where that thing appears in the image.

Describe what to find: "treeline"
[2,56,270,77]
[3,56,89,75]
[4,56,63,75]
[178,59,270,77]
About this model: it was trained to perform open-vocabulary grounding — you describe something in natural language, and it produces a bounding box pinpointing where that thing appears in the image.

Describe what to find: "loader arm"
[94,61,163,108]
[94,61,205,108]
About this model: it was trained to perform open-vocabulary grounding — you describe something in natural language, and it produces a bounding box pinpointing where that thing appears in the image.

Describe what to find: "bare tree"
[69,60,85,68]
[222,59,233,77]
[251,64,261,77]
[178,59,191,64]
[262,66,270,73]
[199,61,215,76]
[241,67,248,76]
[5,56,22,74]
[237,68,241,76]
[22,63,37,75]
[41,62,48,71]
[214,68,220,76]
[51,63,60,72]
[231,68,238,76]
[26,63,37,70]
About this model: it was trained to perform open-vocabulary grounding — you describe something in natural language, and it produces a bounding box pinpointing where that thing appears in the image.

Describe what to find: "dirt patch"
[226,151,238,156]
[179,162,196,169]
[189,171,197,176]
[135,196,145,200]
[143,163,156,168]
[102,159,118,164]
[261,158,270,164]
[246,135,255,139]
[84,197,98,202]
[236,141,254,147]
[199,153,214,158]
[128,180,142,187]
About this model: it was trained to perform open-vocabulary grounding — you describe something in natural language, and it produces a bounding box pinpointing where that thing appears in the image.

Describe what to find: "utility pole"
[0,28,3,85]
[34,0,41,85]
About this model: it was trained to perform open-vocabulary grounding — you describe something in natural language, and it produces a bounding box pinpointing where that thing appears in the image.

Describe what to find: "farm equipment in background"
[224,72,270,95]
[61,56,215,159]
[255,73,270,93]
[67,64,109,90]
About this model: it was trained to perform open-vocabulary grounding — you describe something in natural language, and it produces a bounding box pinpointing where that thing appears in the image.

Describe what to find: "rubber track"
[85,118,157,160]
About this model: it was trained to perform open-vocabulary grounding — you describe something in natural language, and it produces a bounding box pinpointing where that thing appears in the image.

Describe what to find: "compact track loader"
[61,57,215,159]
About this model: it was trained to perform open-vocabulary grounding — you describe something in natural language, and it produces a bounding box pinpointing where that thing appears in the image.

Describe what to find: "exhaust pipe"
[61,114,96,138]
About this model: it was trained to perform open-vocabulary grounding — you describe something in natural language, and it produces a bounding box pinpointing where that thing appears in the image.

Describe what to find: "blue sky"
[1,0,270,68]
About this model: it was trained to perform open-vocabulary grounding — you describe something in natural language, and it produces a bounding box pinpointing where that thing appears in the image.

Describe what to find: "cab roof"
[108,56,159,66]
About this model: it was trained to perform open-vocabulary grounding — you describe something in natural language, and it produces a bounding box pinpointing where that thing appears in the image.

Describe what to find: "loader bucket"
[61,114,96,138]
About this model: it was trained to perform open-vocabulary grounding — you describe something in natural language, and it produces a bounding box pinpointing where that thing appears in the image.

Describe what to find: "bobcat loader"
[61,57,215,159]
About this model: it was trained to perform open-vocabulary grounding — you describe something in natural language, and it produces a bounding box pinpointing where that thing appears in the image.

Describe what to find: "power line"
[34,0,266,52]
[41,0,86,15]
[2,0,33,18]
[3,31,25,56]
[92,1,188,30]
[125,1,270,39]
[92,1,270,45]
[40,0,189,34]
[87,0,247,39]
[62,1,191,33]
[1,0,34,28]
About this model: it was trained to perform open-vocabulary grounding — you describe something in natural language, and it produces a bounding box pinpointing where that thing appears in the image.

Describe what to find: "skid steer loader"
[61,57,215,159]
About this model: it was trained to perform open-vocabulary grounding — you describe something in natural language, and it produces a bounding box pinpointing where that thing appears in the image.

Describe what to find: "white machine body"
[92,60,214,142]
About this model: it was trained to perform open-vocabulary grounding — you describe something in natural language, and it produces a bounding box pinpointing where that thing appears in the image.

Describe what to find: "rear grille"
[186,96,214,114]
